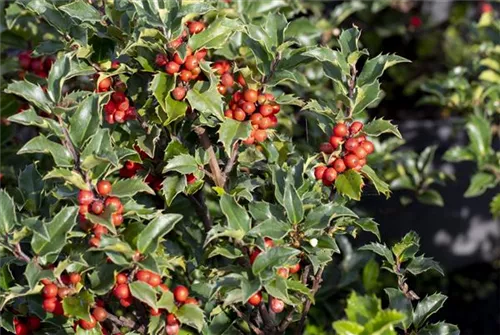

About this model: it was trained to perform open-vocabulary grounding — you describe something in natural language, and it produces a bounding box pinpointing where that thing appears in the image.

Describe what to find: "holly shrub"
[1,1,460,335]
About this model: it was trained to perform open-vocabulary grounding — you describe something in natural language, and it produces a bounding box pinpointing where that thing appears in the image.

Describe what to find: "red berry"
[136,270,151,283]
[113,284,130,299]
[97,180,112,196]
[314,166,327,180]
[333,158,346,173]
[323,168,337,183]
[78,190,94,206]
[224,109,234,119]
[89,237,100,247]
[150,307,162,316]
[104,101,116,114]
[254,130,267,143]
[243,136,255,145]
[43,283,58,298]
[166,323,180,335]
[120,296,133,307]
[319,142,334,154]
[249,249,261,264]
[98,77,112,92]
[183,55,199,71]
[277,267,289,278]
[91,201,104,215]
[18,51,32,69]
[356,135,367,143]
[237,74,246,86]
[92,307,108,322]
[353,146,367,159]
[112,213,123,226]
[69,272,81,285]
[42,297,57,313]
[30,58,43,72]
[27,316,41,331]
[242,102,256,114]
[270,298,285,313]
[93,224,108,238]
[221,73,234,87]
[165,61,180,74]
[79,316,97,330]
[179,70,192,82]
[155,54,168,67]
[117,98,129,112]
[79,204,89,215]
[344,138,359,152]
[188,21,205,35]
[248,292,262,306]
[112,92,126,103]
[333,123,348,138]
[111,60,120,69]
[172,87,187,101]
[349,121,363,135]
[195,48,207,60]
[264,238,274,248]
[360,140,374,154]
[329,136,343,149]
[173,286,189,303]
[243,89,258,103]
[259,104,273,117]
[409,15,422,28]
[289,263,301,274]
[258,117,272,130]
[15,323,29,335]
[116,273,128,284]
[271,104,281,114]
[217,84,227,95]
[166,313,178,325]
[57,287,71,299]
[344,154,359,169]
[105,197,123,213]
[186,173,197,184]
[234,108,246,121]
[184,297,198,305]
[148,273,161,287]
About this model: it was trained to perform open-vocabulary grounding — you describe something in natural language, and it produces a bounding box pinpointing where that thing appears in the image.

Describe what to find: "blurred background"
[1,0,499,334]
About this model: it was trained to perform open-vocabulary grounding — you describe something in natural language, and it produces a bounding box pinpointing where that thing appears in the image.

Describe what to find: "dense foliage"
[0,1,469,335]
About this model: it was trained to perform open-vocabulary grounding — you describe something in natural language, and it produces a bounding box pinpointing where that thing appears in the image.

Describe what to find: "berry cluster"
[17,51,54,79]
[77,180,124,247]
[247,238,301,313]
[224,88,280,144]
[40,272,81,315]
[101,84,137,124]
[314,121,374,186]
[13,316,41,335]
[154,20,207,101]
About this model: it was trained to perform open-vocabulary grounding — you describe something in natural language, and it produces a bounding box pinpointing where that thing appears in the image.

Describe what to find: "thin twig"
[223,142,240,177]
[278,265,311,332]
[231,306,264,335]
[106,313,145,333]
[14,243,31,263]
[346,64,358,119]
[295,267,325,335]
[194,126,224,187]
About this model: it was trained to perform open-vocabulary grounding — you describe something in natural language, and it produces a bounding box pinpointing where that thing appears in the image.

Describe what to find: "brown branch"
[194,126,224,187]
[14,243,31,263]
[223,142,240,177]
[106,312,145,333]
[346,64,358,119]
[278,265,311,333]
[295,267,325,335]
[231,306,264,335]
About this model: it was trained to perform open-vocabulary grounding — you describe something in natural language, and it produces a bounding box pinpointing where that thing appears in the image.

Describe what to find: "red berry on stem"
[97,180,112,196]
[166,323,179,335]
[92,307,108,322]
[249,249,261,264]
[105,197,123,213]
[79,316,97,330]
[188,21,205,35]
[349,121,363,135]
[333,123,348,138]
[78,190,94,205]
[270,298,285,313]
[148,273,161,287]
[112,213,123,226]
[333,158,346,173]
[69,272,81,284]
[172,87,187,101]
[165,61,180,74]
[98,77,112,92]
[289,263,301,274]
[353,146,367,159]
[179,69,192,82]
[91,201,104,215]
[155,54,168,67]
[136,270,151,283]
[173,285,189,303]
[242,102,256,115]
[323,168,337,183]
[43,283,58,298]
[248,292,262,306]
[314,166,327,180]
[15,323,29,335]
[42,297,57,312]
[221,73,234,87]
[167,313,178,325]
[120,296,133,307]
[243,89,258,103]
[277,267,289,278]
[112,92,126,103]
[254,129,267,142]
[184,55,199,71]
[319,142,334,154]
[234,108,246,121]
[116,273,128,284]
[94,224,108,238]
[329,136,343,149]
[360,140,374,154]
[344,154,359,169]
[113,284,130,299]
[344,138,359,152]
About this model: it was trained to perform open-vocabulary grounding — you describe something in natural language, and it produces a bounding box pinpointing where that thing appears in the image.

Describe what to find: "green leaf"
[5,80,53,113]
[150,72,175,113]
[361,165,390,198]
[443,147,475,162]
[264,277,291,304]
[417,189,444,207]
[335,170,363,201]
[406,256,444,276]
[44,168,88,190]
[24,261,54,290]
[22,217,50,242]
[283,183,304,224]
[0,190,17,234]
[490,193,500,218]
[252,247,301,275]
[248,218,291,240]
[18,164,43,212]
[186,77,224,122]
[359,243,395,265]
[157,291,175,312]
[189,17,243,50]
[339,27,361,57]
[218,118,252,157]
[208,244,243,259]
[81,129,118,168]
[287,279,314,301]
[47,53,71,103]
[220,194,251,234]
[162,175,187,207]
[464,172,495,198]
[162,95,188,126]
[466,114,491,160]
[164,154,198,174]
[62,291,94,322]
[417,322,460,335]
[69,94,100,147]
[355,218,380,241]
[392,231,420,262]
[110,178,155,197]
[363,259,380,293]
[18,135,73,167]
[363,118,402,139]
[241,278,261,303]
[345,292,380,324]
[137,214,183,254]
[31,207,78,257]
[357,54,410,87]
[129,281,157,309]
[413,293,447,329]
[86,206,117,235]
[176,303,205,332]
[303,204,356,230]
[88,263,120,295]
[59,0,101,23]
[363,309,405,335]
[385,288,413,330]
[8,108,62,136]
[332,320,364,335]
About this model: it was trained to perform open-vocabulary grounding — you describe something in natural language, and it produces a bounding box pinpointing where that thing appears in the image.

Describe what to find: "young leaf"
[351,81,382,115]
[357,54,410,87]
[361,165,390,198]
[44,168,88,190]
[463,172,495,198]
[465,114,491,160]
[137,214,183,254]
[162,175,187,207]
[332,320,364,335]
[406,255,444,276]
